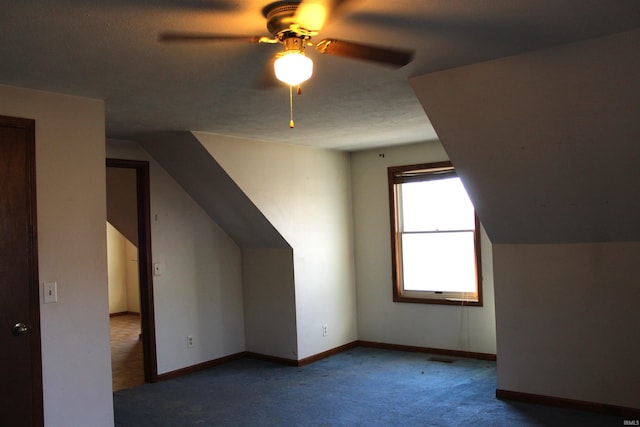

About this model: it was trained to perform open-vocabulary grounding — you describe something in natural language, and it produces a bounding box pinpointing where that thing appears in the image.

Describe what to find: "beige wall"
[494,242,640,409]
[409,29,640,410]
[409,29,640,245]
[125,239,140,313]
[350,141,497,355]
[0,84,113,426]
[106,222,140,314]
[107,222,128,313]
[106,139,246,374]
[241,247,297,358]
[196,132,357,360]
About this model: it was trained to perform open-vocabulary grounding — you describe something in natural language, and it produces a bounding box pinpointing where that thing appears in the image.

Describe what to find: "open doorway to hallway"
[106,159,158,391]
[107,219,143,391]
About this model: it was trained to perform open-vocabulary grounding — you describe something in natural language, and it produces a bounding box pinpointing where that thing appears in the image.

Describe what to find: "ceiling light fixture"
[274,50,313,86]
[274,36,313,86]
[273,36,313,128]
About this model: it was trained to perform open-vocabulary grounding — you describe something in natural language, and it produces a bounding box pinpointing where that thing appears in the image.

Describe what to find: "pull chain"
[289,85,294,128]
[288,85,303,128]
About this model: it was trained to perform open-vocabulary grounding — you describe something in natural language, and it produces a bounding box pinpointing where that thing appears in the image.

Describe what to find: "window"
[388,161,482,305]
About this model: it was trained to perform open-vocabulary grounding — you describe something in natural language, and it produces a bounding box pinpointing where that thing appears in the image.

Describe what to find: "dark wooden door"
[0,115,43,426]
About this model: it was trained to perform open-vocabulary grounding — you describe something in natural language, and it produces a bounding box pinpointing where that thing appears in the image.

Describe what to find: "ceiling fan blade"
[294,0,348,32]
[158,32,265,43]
[315,39,414,67]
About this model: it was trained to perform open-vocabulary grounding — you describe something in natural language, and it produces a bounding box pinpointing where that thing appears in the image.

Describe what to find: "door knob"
[12,323,29,335]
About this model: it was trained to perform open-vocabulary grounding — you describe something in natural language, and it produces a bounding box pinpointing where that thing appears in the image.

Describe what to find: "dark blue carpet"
[113,346,626,426]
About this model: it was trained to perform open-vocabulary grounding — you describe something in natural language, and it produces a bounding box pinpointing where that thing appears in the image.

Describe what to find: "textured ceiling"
[1,1,639,150]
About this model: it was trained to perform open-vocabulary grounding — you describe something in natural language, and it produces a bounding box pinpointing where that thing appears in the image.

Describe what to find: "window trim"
[388,161,483,306]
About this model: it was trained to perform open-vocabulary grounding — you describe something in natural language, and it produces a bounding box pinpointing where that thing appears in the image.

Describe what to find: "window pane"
[401,231,476,293]
[400,178,474,232]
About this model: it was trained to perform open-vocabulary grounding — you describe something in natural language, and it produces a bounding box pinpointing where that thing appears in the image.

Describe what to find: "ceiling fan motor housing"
[262,1,300,39]
[281,35,308,53]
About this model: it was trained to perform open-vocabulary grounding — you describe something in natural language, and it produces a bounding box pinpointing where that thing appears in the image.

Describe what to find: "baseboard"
[109,311,140,317]
[297,341,359,366]
[244,352,298,366]
[496,388,640,418]
[246,342,359,367]
[357,340,497,361]
[157,352,245,382]
[155,341,494,383]
[156,343,357,382]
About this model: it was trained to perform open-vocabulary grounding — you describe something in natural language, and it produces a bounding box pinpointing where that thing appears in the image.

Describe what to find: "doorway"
[106,159,157,388]
[0,115,43,426]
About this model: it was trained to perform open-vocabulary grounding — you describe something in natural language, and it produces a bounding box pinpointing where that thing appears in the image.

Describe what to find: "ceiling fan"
[159,0,414,126]
[159,0,414,84]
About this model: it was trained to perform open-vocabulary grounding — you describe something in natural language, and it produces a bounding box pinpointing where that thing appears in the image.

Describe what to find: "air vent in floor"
[428,357,455,364]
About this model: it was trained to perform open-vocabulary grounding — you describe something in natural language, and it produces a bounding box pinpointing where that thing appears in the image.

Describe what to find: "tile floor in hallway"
[110,313,144,392]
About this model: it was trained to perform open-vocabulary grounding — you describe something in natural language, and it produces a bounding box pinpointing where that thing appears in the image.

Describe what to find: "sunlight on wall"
[106,221,139,314]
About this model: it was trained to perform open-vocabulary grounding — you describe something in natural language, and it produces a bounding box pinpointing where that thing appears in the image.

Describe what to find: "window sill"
[393,295,483,307]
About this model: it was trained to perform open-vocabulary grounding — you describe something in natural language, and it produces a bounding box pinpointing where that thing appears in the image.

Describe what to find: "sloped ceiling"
[1,1,639,150]
[135,131,290,248]
[410,29,640,244]
[106,167,139,246]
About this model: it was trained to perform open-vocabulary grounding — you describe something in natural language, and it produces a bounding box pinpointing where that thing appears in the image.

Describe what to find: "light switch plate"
[44,282,58,304]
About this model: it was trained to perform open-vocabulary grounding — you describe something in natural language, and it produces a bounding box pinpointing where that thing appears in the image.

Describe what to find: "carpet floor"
[113,346,627,426]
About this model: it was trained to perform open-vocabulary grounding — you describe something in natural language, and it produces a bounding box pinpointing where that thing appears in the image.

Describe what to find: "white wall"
[0,85,114,426]
[106,139,246,373]
[409,29,640,245]
[351,141,497,355]
[241,247,297,359]
[408,29,640,409]
[494,242,640,409]
[195,133,357,360]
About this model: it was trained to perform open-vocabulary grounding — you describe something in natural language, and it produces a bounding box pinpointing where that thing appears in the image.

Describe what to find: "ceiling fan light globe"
[274,51,313,86]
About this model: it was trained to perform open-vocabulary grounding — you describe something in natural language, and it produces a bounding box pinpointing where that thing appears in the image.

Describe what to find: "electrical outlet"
[187,335,194,348]
[322,324,328,337]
